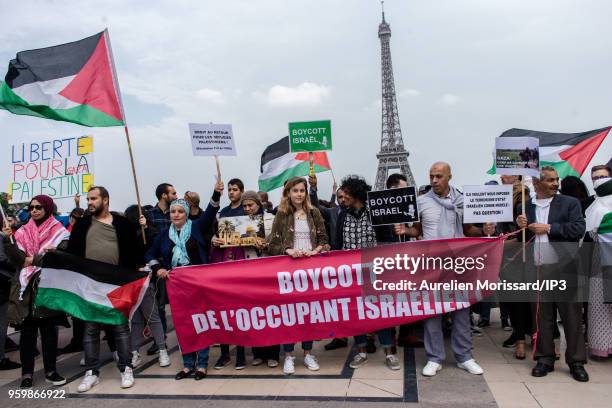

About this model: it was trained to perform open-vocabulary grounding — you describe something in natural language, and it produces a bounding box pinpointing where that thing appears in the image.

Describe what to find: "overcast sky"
[1,0,611,212]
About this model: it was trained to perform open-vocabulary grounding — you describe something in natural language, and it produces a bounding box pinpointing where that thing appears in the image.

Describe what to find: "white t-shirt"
[417,193,463,240]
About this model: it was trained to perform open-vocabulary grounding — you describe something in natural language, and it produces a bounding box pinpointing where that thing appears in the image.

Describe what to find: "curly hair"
[340,175,371,204]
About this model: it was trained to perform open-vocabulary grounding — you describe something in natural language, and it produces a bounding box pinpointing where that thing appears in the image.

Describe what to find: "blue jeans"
[182,348,209,369]
[283,341,313,353]
[355,328,394,348]
[424,308,472,364]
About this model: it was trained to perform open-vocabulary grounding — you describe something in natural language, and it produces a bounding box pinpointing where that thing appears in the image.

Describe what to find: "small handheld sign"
[463,184,513,224]
[495,136,539,177]
[289,120,332,152]
[189,123,236,157]
[367,187,419,226]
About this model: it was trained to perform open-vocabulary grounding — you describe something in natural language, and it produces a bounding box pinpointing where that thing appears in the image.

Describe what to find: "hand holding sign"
[367,187,419,226]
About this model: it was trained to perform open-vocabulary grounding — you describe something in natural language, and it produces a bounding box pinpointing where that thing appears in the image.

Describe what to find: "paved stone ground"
[1,308,610,407]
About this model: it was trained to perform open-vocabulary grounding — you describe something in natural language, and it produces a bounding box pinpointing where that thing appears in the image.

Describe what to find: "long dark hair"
[560,176,589,201]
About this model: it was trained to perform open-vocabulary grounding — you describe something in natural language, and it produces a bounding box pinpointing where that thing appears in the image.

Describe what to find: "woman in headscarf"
[146,182,222,380]
[267,177,329,375]
[1,195,70,388]
[585,176,612,358]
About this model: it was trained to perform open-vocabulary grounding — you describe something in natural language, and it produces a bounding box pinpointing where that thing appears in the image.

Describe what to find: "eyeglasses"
[28,205,43,211]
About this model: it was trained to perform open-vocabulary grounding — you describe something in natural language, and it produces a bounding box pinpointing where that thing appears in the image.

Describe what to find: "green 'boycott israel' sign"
[289,120,332,152]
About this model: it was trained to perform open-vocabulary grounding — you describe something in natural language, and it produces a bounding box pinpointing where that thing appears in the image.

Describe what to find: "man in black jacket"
[516,166,588,382]
[67,186,140,392]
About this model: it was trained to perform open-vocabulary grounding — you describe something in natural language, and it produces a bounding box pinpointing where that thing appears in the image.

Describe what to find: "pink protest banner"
[168,237,505,354]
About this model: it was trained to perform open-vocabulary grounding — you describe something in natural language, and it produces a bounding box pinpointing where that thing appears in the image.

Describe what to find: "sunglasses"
[28,205,43,211]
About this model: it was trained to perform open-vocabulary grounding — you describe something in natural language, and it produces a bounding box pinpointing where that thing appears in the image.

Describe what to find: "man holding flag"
[66,186,142,392]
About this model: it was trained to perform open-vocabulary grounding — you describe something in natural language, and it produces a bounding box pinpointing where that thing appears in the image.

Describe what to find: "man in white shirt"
[516,166,588,382]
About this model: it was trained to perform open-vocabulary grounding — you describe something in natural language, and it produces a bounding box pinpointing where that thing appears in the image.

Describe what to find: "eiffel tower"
[374,2,415,190]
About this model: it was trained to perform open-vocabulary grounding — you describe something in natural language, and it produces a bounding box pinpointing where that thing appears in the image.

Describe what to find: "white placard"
[463,184,514,224]
[189,123,236,156]
[495,136,539,177]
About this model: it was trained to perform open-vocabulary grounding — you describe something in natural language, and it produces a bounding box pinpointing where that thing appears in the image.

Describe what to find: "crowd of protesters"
[1,161,611,392]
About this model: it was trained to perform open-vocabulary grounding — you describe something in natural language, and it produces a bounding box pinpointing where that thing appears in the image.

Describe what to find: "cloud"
[399,88,420,97]
[263,82,330,107]
[196,88,227,105]
[439,93,461,106]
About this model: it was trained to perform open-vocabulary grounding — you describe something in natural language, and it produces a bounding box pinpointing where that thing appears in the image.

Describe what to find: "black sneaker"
[235,354,246,370]
[4,337,19,353]
[45,372,67,386]
[471,326,484,337]
[324,338,348,351]
[214,355,231,369]
[0,358,21,371]
[477,320,490,328]
[502,333,517,348]
[20,377,33,388]
[146,343,159,356]
[501,318,512,331]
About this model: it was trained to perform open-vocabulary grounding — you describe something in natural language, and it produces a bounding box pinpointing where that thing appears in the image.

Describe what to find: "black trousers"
[67,317,117,352]
[253,345,280,361]
[20,317,58,376]
[509,302,532,340]
[532,301,586,365]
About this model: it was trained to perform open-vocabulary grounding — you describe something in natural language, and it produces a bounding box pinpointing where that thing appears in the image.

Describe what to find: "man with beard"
[149,183,178,234]
[67,186,141,392]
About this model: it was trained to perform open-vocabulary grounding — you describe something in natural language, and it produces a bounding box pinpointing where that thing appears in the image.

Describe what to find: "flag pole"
[104,29,146,244]
[308,152,315,177]
[210,123,221,182]
[521,180,526,263]
[214,155,221,182]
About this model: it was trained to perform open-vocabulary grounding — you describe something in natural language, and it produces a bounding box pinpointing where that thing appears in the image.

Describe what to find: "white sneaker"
[422,361,442,377]
[77,370,99,393]
[159,349,170,367]
[349,353,368,369]
[303,354,320,371]
[457,359,484,375]
[131,351,142,368]
[385,354,401,370]
[267,359,279,368]
[121,367,135,388]
[283,356,295,375]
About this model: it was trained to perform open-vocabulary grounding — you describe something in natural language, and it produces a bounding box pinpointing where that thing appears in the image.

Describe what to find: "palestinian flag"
[35,251,148,325]
[258,136,331,192]
[488,127,610,178]
[0,30,124,127]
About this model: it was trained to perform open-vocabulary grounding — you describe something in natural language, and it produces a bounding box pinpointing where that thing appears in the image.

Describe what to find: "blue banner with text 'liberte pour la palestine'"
[9,136,94,203]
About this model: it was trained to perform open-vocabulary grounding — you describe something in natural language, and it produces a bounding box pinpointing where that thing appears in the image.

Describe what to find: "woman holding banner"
[1,195,70,388]
[146,183,222,380]
[267,177,330,374]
